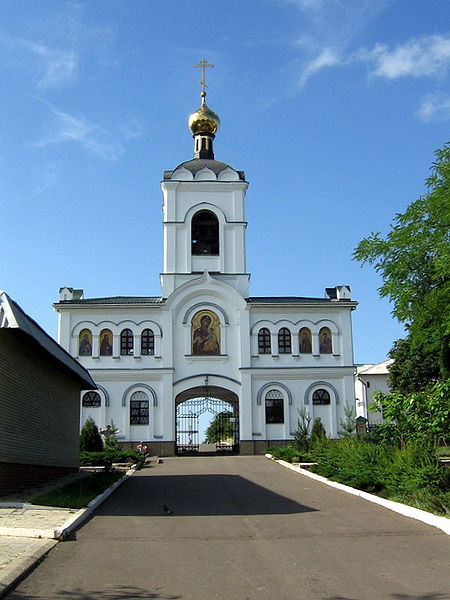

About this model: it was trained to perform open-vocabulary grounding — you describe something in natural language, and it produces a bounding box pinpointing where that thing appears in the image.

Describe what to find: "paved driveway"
[7,456,450,600]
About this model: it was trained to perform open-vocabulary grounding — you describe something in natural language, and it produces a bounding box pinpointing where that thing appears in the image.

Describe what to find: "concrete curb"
[0,539,57,598]
[54,469,133,539]
[265,454,450,535]
[0,469,134,598]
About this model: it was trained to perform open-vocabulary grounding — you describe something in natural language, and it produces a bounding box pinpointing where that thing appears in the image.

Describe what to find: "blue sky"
[1,0,449,365]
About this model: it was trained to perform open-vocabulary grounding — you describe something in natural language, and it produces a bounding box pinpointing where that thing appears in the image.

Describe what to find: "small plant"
[339,404,356,436]
[294,408,312,452]
[310,417,327,444]
[79,417,103,452]
[101,420,121,450]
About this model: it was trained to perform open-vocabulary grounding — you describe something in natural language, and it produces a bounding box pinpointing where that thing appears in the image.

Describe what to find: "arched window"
[120,329,134,355]
[319,327,332,354]
[265,389,284,423]
[130,391,149,425]
[191,210,219,255]
[141,329,155,355]
[312,389,331,405]
[79,329,92,356]
[99,329,113,356]
[82,391,101,407]
[299,327,312,353]
[258,328,271,354]
[278,327,291,354]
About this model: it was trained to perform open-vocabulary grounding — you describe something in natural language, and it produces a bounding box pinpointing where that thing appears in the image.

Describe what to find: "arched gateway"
[175,386,239,455]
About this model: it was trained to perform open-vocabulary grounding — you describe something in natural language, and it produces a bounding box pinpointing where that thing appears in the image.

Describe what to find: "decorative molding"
[122,384,158,407]
[256,382,293,406]
[304,381,340,405]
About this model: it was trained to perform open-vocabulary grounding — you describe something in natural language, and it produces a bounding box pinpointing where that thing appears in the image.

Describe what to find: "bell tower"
[160,60,250,299]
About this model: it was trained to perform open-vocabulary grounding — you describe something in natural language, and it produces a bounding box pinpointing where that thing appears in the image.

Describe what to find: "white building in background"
[54,74,358,456]
[355,360,393,427]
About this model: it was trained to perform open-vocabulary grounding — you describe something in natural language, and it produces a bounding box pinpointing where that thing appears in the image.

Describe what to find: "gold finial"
[193,58,214,100]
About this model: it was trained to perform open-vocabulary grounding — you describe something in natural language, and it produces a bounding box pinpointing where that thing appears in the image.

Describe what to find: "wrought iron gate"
[176,397,239,455]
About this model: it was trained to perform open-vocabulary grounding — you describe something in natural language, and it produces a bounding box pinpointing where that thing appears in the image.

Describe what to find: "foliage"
[204,411,233,443]
[387,336,441,394]
[266,444,310,462]
[307,437,450,514]
[80,450,143,467]
[31,471,123,508]
[101,420,121,451]
[353,142,450,382]
[309,437,387,492]
[339,405,356,436]
[370,380,450,447]
[310,417,327,443]
[293,408,312,452]
[79,417,103,452]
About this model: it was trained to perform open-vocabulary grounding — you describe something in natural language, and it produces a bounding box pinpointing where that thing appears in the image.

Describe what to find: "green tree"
[80,417,103,452]
[204,411,233,443]
[339,405,356,436]
[310,417,327,443]
[387,336,440,394]
[354,142,450,383]
[293,408,312,452]
[370,381,450,447]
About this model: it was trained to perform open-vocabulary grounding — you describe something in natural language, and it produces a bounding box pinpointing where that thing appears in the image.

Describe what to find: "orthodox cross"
[193,58,214,94]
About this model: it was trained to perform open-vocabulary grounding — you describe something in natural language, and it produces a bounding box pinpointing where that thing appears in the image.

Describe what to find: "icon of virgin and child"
[192,311,220,355]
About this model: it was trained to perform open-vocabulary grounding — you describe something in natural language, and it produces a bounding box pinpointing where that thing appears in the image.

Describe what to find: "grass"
[31,471,124,509]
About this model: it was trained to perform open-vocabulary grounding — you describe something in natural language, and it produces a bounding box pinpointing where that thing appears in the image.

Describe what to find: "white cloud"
[360,35,450,80]
[34,100,124,161]
[298,48,342,88]
[417,93,450,122]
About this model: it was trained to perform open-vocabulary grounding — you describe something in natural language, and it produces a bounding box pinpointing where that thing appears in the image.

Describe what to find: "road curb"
[0,539,57,598]
[265,454,450,535]
[54,469,133,539]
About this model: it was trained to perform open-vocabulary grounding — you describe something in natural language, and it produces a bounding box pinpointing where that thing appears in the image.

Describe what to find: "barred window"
[258,328,271,354]
[82,391,101,407]
[278,328,291,354]
[141,329,155,355]
[120,329,134,356]
[130,391,149,425]
[191,210,219,255]
[312,389,331,405]
[265,389,284,424]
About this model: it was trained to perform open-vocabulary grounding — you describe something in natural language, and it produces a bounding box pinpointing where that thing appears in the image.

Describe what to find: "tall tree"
[354,142,450,383]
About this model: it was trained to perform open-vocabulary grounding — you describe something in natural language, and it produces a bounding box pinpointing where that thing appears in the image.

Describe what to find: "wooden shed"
[0,291,96,492]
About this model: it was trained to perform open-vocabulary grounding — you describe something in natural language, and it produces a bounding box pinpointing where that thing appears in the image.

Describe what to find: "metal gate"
[176,397,239,455]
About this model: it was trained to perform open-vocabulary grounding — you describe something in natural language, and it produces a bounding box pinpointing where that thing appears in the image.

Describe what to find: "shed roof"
[0,291,96,389]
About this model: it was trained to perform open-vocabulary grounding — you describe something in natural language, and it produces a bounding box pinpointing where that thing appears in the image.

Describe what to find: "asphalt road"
[7,456,450,600]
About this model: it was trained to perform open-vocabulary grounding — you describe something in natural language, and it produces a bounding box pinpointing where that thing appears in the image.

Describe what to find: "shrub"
[79,417,103,452]
[267,444,310,462]
[80,449,143,467]
[310,417,326,444]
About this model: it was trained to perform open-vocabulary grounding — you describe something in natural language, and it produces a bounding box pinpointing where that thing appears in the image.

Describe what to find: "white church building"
[54,71,358,456]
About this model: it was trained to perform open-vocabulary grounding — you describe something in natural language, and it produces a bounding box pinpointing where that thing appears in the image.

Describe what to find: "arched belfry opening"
[175,385,239,455]
[191,210,219,255]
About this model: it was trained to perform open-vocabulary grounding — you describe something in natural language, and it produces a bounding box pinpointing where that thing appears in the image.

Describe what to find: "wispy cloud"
[417,93,450,122]
[284,0,386,88]
[359,35,450,80]
[19,38,78,89]
[33,99,125,161]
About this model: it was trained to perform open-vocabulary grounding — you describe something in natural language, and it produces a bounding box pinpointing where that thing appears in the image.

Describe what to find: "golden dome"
[188,93,220,136]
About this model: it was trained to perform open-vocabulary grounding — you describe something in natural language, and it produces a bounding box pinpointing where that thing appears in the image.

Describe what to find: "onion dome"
[188,91,220,159]
[188,91,220,136]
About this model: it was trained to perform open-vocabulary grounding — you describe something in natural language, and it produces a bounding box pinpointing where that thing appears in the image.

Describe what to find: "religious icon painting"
[299,327,312,353]
[79,328,93,356]
[191,310,220,355]
[319,327,332,354]
[99,328,113,356]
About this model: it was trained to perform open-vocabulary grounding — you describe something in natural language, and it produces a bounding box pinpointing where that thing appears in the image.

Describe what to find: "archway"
[175,385,239,455]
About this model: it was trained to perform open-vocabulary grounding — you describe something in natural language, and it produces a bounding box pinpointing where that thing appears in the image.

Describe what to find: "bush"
[310,417,327,444]
[80,417,103,452]
[267,444,310,463]
[80,449,143,467]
